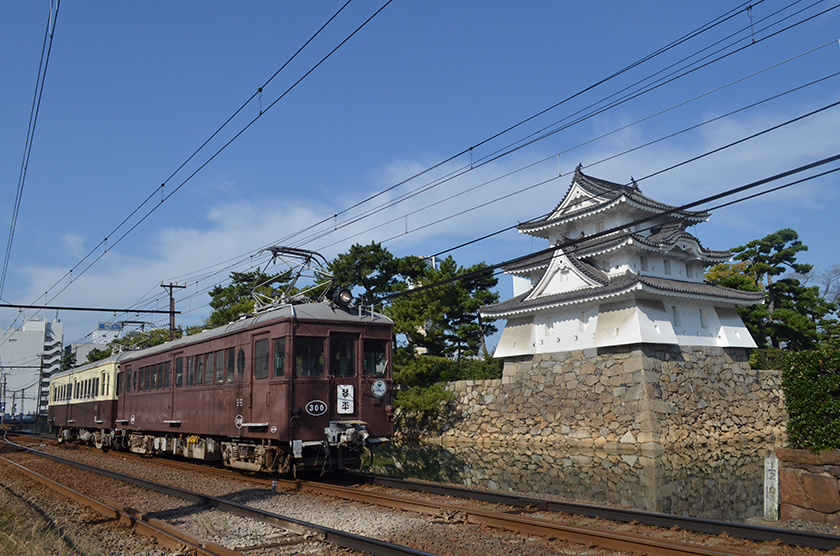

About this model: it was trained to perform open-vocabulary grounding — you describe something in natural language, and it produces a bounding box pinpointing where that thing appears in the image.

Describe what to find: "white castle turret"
[482,165,762,358]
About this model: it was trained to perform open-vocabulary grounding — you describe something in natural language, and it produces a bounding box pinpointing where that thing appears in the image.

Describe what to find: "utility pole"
[37,353,45,423]
[161,282,186,340]
[1,371,5,426]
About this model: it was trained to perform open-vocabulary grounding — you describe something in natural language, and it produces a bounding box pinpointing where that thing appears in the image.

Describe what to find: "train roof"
[119,301,392,363]
[50,354,121,380]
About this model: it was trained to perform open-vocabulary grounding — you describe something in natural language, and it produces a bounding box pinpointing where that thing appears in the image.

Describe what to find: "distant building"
[0,317,63,419]
[93,321,122,343]
[63,322,123,369]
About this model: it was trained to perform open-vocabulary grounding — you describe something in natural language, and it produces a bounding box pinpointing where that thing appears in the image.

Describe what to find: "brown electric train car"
[49,299,395,474]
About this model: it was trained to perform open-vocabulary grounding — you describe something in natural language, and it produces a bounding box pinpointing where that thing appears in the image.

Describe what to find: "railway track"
[1,436,433,555]
[6,435,836,555]
[347,473,840,552]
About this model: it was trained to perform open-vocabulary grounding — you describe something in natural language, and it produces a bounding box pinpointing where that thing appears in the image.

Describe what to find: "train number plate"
[305,400,328,416]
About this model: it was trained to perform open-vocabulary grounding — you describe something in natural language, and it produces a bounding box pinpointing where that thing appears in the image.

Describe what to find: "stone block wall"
[438,344,786,450]
[777,449,840,523]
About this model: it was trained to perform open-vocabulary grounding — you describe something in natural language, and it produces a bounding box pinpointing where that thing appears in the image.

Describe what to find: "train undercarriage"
[54,421,378,475]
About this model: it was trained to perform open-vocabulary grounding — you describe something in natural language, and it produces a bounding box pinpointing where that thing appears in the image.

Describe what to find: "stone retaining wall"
[777,449,840,523]
[438,344,786,451]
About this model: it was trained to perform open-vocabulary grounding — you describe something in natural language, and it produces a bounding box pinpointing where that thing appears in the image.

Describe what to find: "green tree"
[732,228,812,314]
[206,270,292,328]
[85,347,112,363]
[386,255,499,359]
[707,229,838,349]
[324,242,426,306]
[60,351,77,371]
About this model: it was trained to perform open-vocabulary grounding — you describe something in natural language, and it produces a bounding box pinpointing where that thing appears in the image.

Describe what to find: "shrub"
[781,347,840,452]
[749,348,787,370]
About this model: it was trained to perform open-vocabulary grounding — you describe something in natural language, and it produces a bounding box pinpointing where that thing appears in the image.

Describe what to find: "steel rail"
[11,437,825,555]
[6,441,437,556]
[352,474,840,552]
[0,456,241,556]
[281,476,763,556]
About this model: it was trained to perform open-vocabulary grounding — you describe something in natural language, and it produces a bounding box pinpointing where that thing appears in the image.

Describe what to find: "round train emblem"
[305,400,328,416]
[371,379,388,399]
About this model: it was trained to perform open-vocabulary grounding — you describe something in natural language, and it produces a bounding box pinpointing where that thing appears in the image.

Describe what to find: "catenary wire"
[14,2,840,340]
[270,3,838,255]
[7,1,393,335]
[383,153,840,301]
[19,0,804,313]
[0,0,61,300]
[123,64,840,331]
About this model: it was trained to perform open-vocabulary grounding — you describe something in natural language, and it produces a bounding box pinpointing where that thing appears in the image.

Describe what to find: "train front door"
[248,334,288,439]
[328,335,359,421]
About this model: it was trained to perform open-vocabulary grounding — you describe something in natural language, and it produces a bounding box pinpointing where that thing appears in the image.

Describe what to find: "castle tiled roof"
[569,224,731,261]
[481,271,764,319]
[518,166,710,237]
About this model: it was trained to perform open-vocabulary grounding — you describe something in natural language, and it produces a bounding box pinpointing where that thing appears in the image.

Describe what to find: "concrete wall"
[437,344,786,451]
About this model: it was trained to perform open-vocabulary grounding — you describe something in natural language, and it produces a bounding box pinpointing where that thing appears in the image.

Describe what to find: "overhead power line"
[1,0,61,300]
[384,152,840,301]
[0,303,177,315]
[2,1,391,343]
[32,1,394,312]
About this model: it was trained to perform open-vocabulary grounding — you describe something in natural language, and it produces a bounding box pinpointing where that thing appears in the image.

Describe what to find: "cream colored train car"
[48,355,120,448]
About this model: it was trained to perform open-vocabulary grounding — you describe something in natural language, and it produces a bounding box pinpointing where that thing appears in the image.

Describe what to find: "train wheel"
[94,433,105,451]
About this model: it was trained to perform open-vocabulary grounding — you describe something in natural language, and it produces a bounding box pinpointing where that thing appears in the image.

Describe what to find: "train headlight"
[332,287,353,307]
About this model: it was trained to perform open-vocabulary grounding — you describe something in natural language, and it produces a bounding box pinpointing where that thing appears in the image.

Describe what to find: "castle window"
[640,256,648,271]
[672,306,680,327]
[700,308,708,329]
[664,259,671,275]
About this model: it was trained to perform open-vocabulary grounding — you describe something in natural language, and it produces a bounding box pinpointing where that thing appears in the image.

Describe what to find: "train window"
[165,361,172,388]
[131,369,136,392]
[95,378,100,397]
[151,365,158,390]
[330,338,355,378]
[175,358,184,387]
[117,372,123,395]
[145,366,151,391]
[196,356,204,385]
[363,340,388,377]
[254,339,270,379]
[225,348,235,382]
[273,338,285,377]
[205,353,215,384]
[158,363,165,389]
[295,337,324,377]
[186,356,194,386]
[237,349,245,378]
[215,350,224,383]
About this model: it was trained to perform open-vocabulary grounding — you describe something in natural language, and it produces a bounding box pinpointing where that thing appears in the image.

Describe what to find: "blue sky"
[1,1,839,348]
